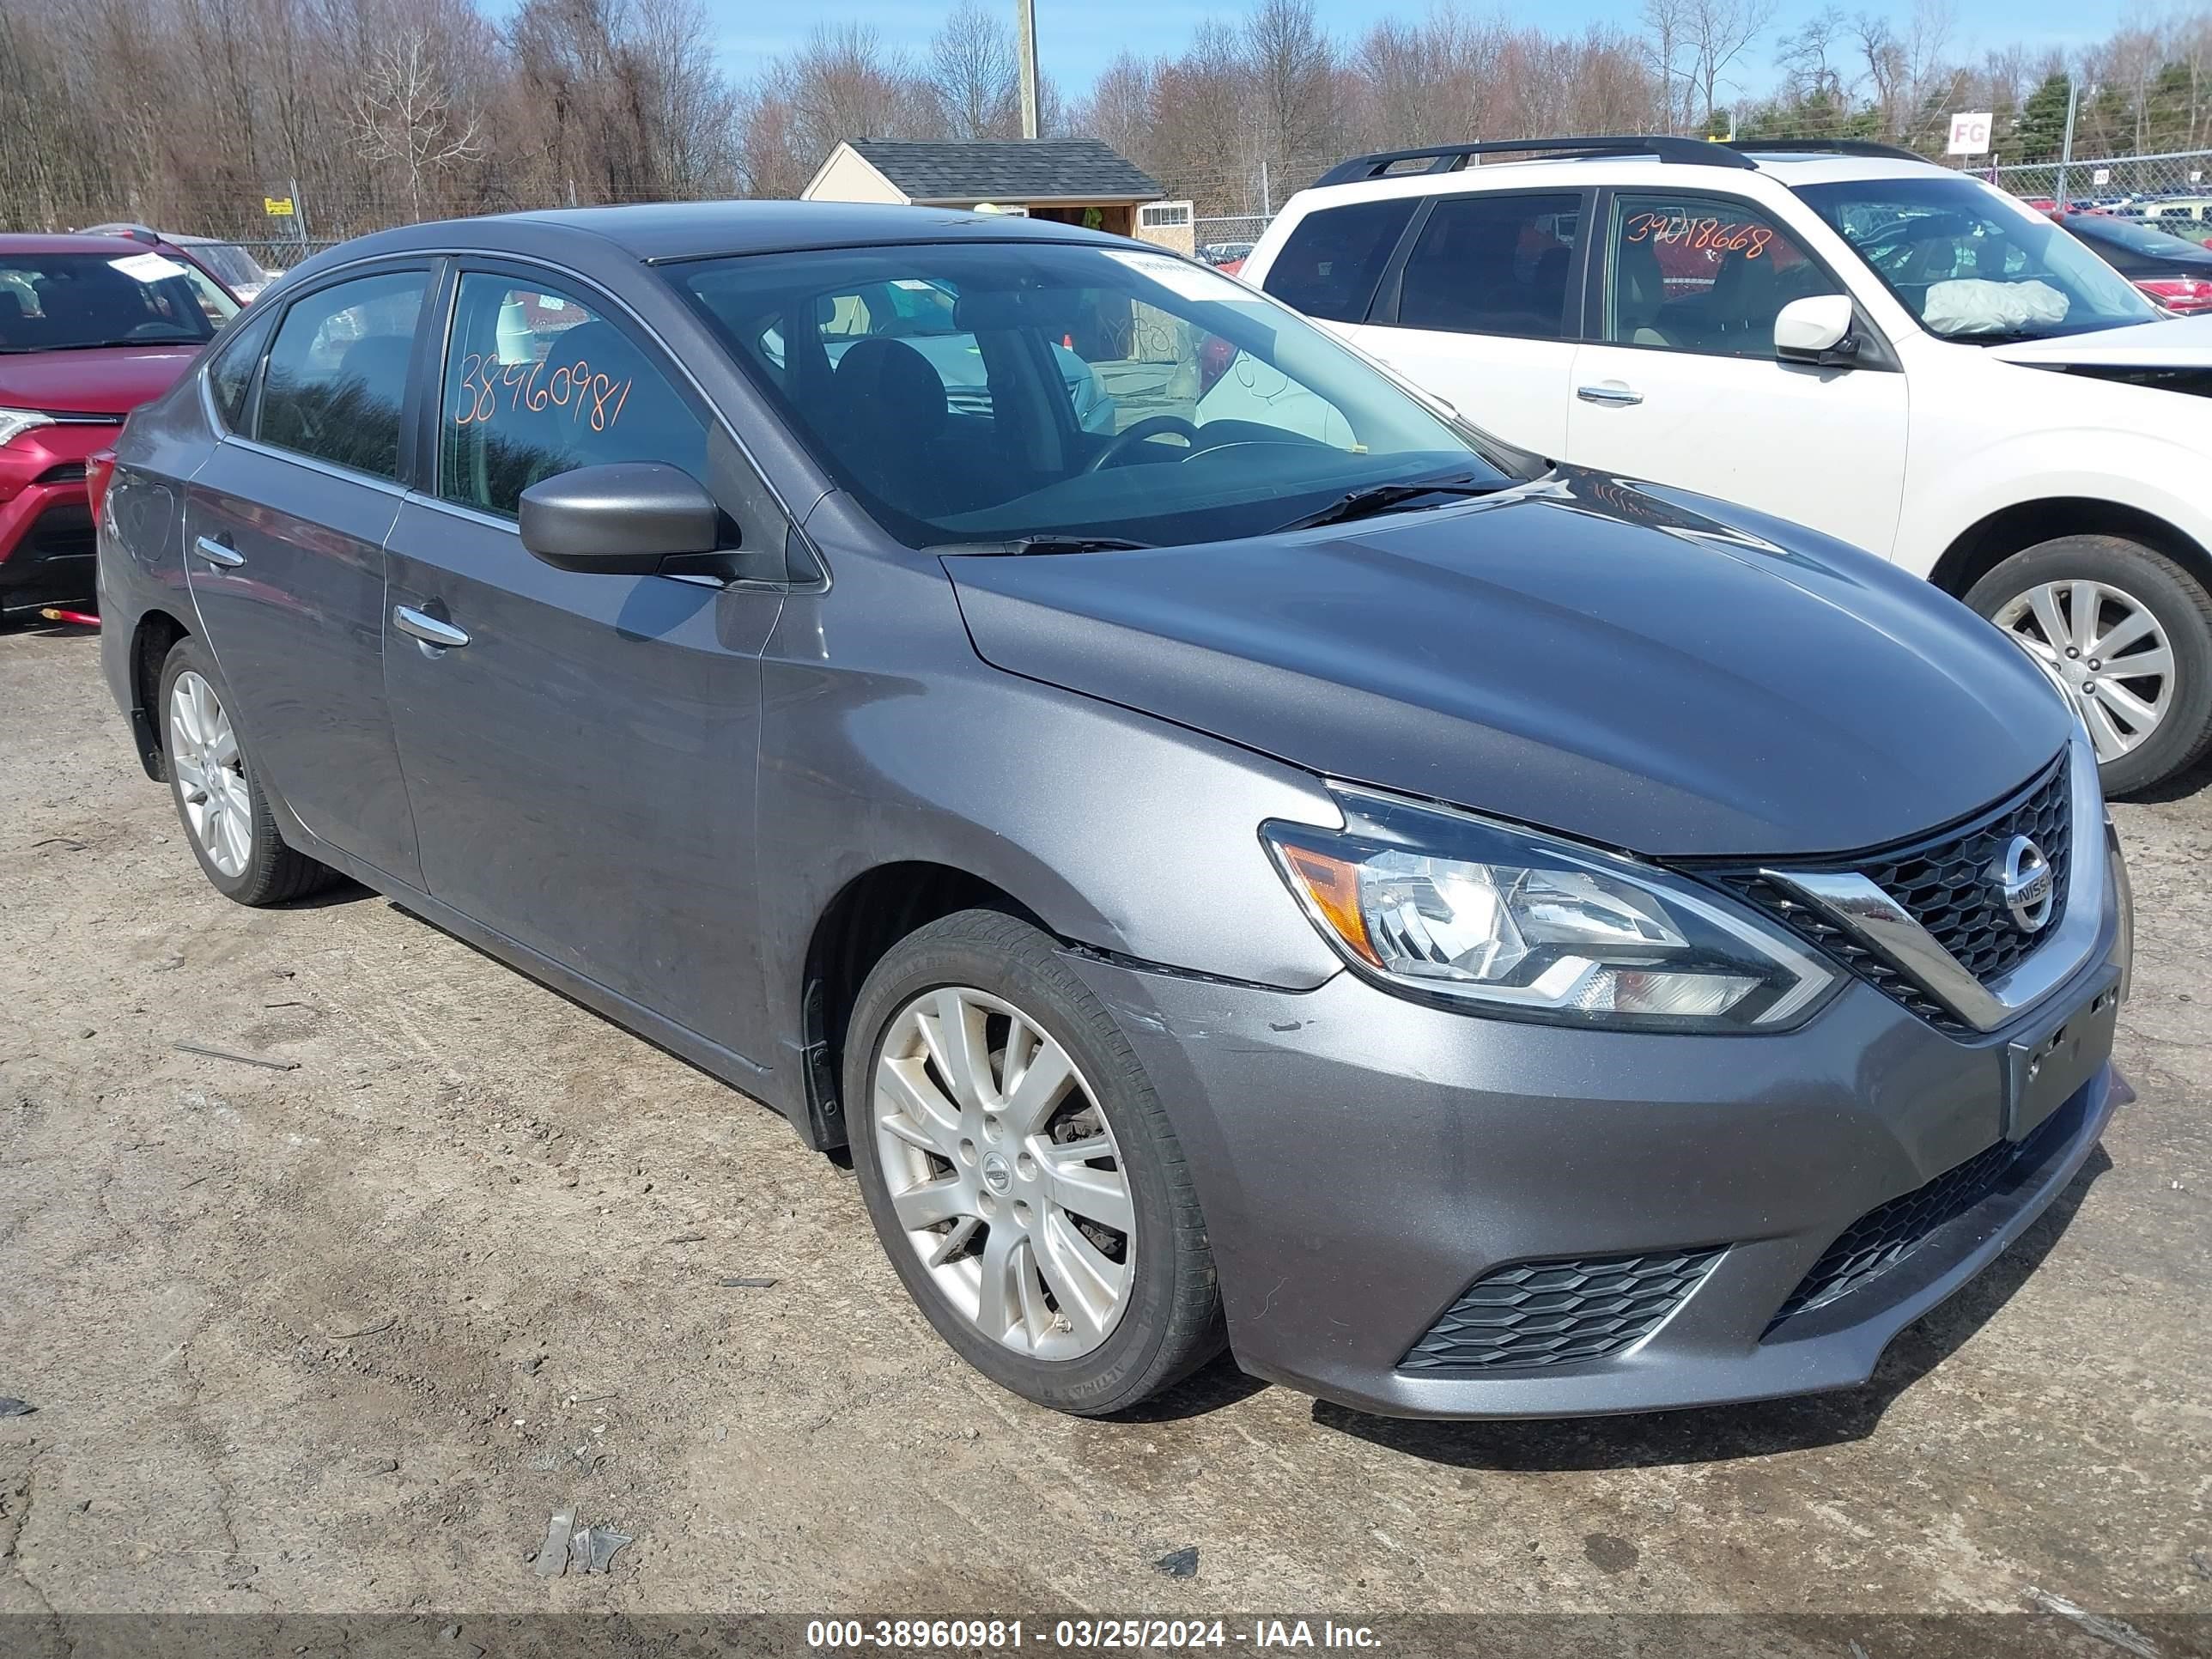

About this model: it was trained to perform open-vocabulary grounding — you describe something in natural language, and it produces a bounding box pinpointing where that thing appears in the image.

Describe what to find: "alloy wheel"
[1995,579,2175,762]
[872,985,1135,1360]
[168,670,252,878]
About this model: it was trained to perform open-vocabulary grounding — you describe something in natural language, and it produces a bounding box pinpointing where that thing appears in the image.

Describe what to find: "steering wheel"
[1085,414,1204,473]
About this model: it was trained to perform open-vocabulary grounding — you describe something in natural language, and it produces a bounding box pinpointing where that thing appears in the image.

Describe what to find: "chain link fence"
[1989,149,2212,216]
[1192,215,1269,258]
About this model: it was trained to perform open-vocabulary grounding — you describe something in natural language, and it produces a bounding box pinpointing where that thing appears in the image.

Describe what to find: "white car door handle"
[1577,384,1644,407]
[392,605,470,649]
[192,535,245,568]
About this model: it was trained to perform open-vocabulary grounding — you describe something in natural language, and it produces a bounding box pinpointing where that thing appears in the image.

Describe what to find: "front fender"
[753,536,1347,1106]
[1899,380,2212,578]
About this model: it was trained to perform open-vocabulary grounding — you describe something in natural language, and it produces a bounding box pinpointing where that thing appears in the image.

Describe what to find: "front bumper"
[0,480,96,614]
[1064,913,2124,1419]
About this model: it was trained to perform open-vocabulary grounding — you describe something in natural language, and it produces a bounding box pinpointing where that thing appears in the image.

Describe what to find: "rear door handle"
[192,535,245,568]
[392,605,470,649]
[1577,384,1644,406]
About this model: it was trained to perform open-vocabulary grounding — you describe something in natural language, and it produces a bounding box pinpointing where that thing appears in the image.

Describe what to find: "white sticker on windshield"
[1102,248,1255,304]
[109,252,191,283]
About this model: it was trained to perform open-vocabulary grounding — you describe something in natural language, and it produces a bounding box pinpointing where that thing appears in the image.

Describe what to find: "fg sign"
[1946,112,1993,156]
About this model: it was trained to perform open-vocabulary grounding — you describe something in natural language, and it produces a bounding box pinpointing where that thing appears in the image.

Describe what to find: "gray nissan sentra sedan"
[94,202,2132,1419]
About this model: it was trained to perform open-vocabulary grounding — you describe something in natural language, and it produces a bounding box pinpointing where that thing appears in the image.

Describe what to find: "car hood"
[0,344,203,415]
[944,471,2071,858]
[1986,315,2212,368]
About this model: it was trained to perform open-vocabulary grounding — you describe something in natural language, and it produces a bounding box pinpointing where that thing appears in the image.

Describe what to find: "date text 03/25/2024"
[805,1621,1384,1650]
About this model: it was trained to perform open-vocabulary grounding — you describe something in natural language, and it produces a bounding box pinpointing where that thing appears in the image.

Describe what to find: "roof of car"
[0,230,175,256]
[325,200,1126,268]
[1292,144,1947,208]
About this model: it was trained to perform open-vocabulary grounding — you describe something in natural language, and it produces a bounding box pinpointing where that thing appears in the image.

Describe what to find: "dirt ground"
[1,621,2208,1630]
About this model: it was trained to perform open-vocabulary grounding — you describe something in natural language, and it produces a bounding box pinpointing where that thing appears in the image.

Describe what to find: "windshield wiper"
[933,534,1157,556]
[1273,476,1505,534]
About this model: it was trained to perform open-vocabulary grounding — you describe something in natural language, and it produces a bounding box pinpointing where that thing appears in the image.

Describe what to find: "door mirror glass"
[518,462,724,575]
[1774,294,1856,362]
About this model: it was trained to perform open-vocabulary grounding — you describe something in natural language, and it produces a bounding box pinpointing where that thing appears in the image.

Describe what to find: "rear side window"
[206,310,275,431]
[257,271,426,480]
[1396,192,1582,340]
[437,271,708,520]
[1262,198,1417,323]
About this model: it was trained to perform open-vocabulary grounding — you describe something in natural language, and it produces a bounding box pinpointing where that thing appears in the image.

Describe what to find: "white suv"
[1239,137,2212,793]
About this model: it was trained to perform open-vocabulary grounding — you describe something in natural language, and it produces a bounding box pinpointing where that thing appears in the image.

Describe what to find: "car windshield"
[671,240,1521,550]
[1796,175,2159,341]
[0,249,237,352]
[2068,214,2209,256]
[183,241,269,289]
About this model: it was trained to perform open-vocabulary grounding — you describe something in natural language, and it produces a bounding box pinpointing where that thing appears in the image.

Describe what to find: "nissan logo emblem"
[1996,836,2055,933]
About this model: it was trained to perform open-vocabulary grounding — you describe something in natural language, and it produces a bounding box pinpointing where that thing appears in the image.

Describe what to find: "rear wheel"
[159,636,336,906]
[845,909,1224,1415]
[1966,534,2212,795]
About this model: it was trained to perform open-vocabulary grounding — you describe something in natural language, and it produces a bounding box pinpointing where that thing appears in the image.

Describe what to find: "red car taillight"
[86,446,118,520]
[2135,277,2212,313]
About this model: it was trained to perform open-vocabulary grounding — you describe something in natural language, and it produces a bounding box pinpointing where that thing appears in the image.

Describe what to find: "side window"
[439,273,710,520]
[256,271,426,479]
[1606,194,1842,360]
[1396,192,1582,340]
[206,310,276,432]
[1262,198,1418,323]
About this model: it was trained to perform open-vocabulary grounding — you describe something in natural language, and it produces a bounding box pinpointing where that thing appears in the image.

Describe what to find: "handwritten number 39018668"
[452,352,633,433]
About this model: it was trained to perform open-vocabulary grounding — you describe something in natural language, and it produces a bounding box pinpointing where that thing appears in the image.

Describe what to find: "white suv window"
[1603,193,1841,360]
[1395,192,1581,341]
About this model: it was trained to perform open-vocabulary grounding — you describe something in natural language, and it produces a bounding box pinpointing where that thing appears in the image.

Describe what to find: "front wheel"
[845,909,1224,1415]
[1966,534,2212,796]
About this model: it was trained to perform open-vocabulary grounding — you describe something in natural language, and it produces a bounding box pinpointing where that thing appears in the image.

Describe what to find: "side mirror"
[519,462,730,577]
[1774,295,1858,367]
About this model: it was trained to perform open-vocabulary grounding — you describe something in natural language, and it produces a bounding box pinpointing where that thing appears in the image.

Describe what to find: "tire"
[844,909,1224,1416]
[157,635,337,907]
[1965,534,2212,797]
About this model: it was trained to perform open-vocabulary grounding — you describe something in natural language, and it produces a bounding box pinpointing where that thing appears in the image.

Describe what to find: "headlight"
[1262,787,1839,1031]
[0,408,55,448]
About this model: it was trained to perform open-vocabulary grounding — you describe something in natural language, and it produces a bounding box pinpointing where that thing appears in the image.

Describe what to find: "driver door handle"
[1577,383,1644,406]
[392,605,470,649]
[192,535,245,568]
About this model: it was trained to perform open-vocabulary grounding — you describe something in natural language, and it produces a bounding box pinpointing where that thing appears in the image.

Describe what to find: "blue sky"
[703,0,2113,96]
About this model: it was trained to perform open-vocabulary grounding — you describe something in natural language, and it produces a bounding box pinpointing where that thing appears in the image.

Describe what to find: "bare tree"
[927,0,1020,139]
[1778,6,1854,107]
[1642,0,1693,131]
[1685,0,1778,130]
[352,27,486,220]
[1243,0,1339,189]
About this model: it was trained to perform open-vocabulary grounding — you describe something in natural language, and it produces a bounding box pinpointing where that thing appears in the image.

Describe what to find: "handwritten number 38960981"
[453,352,633,433]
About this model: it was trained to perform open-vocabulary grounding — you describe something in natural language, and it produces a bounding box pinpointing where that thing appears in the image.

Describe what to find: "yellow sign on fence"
[264,196,295,217]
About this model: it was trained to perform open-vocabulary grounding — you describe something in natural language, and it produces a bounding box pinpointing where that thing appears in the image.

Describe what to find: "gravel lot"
[1,621,2207,1632]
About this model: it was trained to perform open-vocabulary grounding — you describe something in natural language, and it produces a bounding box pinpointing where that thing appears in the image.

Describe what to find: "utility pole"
[1015,0,1039,140]
[1260,157,1271,217]
[2053,74,2078,210]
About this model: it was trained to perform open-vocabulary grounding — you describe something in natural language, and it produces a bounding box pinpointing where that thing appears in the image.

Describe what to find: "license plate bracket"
[2000,965,2121,1142]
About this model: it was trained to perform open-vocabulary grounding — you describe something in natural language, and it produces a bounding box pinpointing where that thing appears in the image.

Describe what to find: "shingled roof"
[845,139,1164,204]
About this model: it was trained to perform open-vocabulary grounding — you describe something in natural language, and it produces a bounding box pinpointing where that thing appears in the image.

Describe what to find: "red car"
[1,232,239,617]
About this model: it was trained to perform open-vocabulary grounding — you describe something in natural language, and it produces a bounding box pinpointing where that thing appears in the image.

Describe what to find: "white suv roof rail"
[1314,137,1754,187]
[1313,135,1933,189]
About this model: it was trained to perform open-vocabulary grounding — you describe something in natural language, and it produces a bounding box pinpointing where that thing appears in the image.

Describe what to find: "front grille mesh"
[1863,761,2071,983]
[1712,758,2071,1033]
[1401,1248,1723,1371]
[1765,1099,2079,1333]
